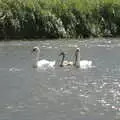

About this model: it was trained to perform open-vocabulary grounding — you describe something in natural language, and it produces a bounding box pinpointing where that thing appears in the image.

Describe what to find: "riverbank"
[0,0,120,40]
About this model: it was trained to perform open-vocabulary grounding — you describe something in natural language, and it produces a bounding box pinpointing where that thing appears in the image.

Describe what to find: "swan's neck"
[35,51,40,62]
[60,54,65,67]
[75,51,80,68]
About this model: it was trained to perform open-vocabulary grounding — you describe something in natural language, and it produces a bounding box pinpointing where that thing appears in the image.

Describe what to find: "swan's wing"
[80,60,93,69]
[63,61,73,66]
[80,60,92,65]
[37,60,50,67]
[39,59,50,64]
[48,61,56,67]
[37,60,55,69]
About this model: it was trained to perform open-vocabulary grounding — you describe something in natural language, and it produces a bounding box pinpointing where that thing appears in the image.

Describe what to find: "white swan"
[74,48,93,69]
[32,46,56,69]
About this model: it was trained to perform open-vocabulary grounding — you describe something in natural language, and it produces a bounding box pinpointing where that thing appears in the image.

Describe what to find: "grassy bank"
[0,0,120,39]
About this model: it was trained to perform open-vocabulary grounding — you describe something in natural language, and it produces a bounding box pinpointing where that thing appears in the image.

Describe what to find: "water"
[0,38,120,120]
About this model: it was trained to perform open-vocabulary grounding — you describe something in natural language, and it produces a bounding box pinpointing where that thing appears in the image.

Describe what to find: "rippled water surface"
[0,38,120,120]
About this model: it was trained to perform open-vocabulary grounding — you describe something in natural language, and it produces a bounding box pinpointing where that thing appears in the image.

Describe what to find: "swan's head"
[32,46,40,55]
[75,48,80,57]
[75,48,80,53]
[59,52,65,56]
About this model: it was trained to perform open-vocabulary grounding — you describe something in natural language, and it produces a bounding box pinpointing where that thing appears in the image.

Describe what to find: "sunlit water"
[0,38,120,120]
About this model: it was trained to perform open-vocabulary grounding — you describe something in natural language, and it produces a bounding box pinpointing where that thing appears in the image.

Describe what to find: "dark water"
[0,39,120,120]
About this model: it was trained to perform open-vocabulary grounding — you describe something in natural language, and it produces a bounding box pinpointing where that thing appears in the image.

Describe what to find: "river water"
[0,38,120,120]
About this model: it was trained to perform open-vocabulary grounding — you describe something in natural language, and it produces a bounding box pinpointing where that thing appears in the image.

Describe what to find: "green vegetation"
[0,0,120,39]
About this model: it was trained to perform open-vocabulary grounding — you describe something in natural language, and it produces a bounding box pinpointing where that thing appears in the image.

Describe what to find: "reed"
[0,0,120,39]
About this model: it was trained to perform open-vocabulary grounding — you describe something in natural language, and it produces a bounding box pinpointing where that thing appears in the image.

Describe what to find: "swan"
[32,46,70,69]
[32,46,56,69]
[74,48,93,69]
[59,52,73,67]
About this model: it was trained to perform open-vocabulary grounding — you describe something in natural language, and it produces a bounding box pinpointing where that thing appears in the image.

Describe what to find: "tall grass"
[0,0,120,39]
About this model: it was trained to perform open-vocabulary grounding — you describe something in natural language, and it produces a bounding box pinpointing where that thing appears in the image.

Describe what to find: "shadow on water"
[0,39,120,120]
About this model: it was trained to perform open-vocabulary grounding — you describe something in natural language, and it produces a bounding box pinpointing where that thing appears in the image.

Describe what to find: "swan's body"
[63,61,73,66]
[79,60,92,69]
[74,48,93,69]
[34,59,56,69]
[32,47,56,69]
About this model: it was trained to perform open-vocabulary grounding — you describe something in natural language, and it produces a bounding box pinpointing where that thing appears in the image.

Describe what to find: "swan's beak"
[32,48,36,53]
[59,53,62,56]
[31,49,36,56]
[31,49,34,54]
[76,48,80,52]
